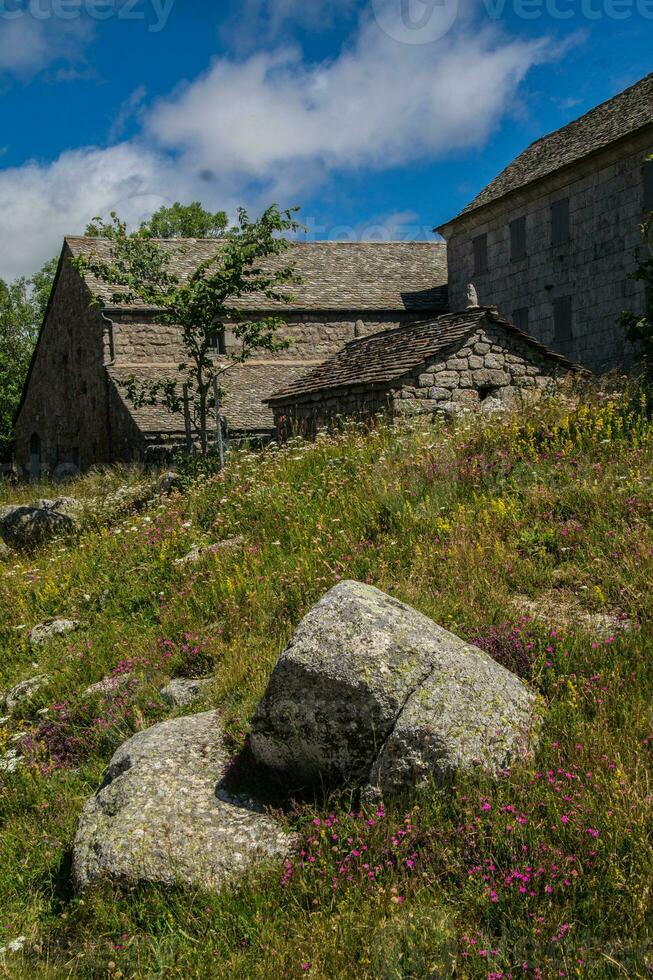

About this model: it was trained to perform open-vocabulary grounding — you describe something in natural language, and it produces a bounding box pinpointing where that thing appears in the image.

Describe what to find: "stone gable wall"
[442,130,652,372]
[389,322,567,416]
[14,252,113,477]
[272,321,571,438]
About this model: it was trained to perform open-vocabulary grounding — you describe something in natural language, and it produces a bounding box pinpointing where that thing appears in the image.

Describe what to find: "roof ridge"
[65,235,445,247]
[438,71,653,227]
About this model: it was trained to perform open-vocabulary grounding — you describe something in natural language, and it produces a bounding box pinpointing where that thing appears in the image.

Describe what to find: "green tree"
[85,201,228,240]
[30,256,58,321]
[0,278,40,461]
[621,155,653,378]
[74,205,303,454]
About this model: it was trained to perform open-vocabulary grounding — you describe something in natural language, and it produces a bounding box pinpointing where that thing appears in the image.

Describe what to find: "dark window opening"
[209,329,227,355]
[553,296,573,349]
[551,198,570,246]
[512,307,530,332]
[510,216,527,261]
[643,159,653,212]
[478,385,501,402]
[473,233,488,275]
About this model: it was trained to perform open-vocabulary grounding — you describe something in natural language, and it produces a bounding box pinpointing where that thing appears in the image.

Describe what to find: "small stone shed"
[266,306,579,438]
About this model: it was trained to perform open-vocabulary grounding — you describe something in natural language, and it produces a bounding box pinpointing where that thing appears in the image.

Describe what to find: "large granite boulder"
[251,581,537,797]
[0,498,81,550]
[73,711,295,892]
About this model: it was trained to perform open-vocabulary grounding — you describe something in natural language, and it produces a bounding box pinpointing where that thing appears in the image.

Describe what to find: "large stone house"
[266,306,577,438]
[437,72,653,372]
[14,239,447,476]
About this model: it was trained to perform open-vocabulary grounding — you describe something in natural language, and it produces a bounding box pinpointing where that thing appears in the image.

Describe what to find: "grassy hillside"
[0,387,652,978]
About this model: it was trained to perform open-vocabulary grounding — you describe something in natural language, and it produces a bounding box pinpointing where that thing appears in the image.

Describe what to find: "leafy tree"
[145,202,228,239]
[74,205,303,454]
[85,201,228,240]
[621,155,653,378]
[0,278,40,461]
[30,257,58,321]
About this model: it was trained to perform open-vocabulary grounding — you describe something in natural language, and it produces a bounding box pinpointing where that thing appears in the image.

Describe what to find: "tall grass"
[0,385,651,977]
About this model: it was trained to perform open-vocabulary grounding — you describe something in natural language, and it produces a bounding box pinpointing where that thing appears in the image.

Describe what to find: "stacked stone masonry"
[442,132,651,373]
[273,321,568,437]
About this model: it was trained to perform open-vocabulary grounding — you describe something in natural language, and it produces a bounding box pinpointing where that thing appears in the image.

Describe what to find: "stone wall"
[442,130,652,372]
[14,248,113,477]
[272,320,571,438]
[110,310,428,366]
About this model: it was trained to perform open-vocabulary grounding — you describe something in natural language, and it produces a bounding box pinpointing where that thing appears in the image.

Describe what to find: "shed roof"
[108,360,312,435]
[266,308,578,403]
[66,238,448,313]
[439,72,653,227]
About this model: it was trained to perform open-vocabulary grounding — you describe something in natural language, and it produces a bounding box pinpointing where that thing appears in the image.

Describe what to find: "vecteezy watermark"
[372,0,460,44]
[0,0,175,33]
[372,0,653,44]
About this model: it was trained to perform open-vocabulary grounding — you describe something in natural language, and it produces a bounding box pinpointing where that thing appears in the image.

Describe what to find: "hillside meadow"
[0,385,652,978]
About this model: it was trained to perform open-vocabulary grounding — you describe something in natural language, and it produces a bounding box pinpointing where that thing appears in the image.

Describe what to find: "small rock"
[158,471,182,495]
[0,540,11,560]
[0,749,22,774]
[160,677,213,708]
[29,619,79,647]
[251,581,537,796]
[3,674,49,713]
[175,538,244,566]
[174,545,207,566]
[84,675,132,698]
[73,711,295,892]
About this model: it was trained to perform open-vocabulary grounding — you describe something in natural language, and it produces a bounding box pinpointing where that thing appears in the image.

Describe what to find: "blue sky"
[0,0,651,279]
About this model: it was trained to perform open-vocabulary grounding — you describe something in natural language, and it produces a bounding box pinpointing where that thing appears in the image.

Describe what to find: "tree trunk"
[198,389,208,456]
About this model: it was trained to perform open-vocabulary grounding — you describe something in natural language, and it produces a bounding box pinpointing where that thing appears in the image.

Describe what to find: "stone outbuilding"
[266,306,579,438]
[14,239,447,476]
[437,71,653,372]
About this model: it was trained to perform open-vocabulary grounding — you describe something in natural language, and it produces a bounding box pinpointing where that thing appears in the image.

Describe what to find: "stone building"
[437,72,653,372]
[266,305,577,438]
[14,239,447,476]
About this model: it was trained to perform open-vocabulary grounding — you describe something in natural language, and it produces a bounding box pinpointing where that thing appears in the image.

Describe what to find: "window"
[551,198,570,246]
[209,329,227,355]
[510,216,527,261]
[643,159,653,212]
[512,307,529,332]
[473,233,488,275]
[553,296,573,349]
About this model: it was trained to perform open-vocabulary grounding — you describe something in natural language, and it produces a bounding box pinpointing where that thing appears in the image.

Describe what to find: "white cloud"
[0,143,201,280]
[148,5,549,191]
[0,10,92,76]
[0,2,554,279]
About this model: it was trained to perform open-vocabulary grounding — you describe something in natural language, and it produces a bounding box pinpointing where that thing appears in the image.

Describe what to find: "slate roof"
[108,361,313,434]
[266,308,578,403]
[440,72,653,226]
[66,238,448,313]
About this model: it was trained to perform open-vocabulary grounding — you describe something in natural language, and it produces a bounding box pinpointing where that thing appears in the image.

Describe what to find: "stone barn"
[266,306,578,438]
[437,71,653,372]
[14,239,447,477]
